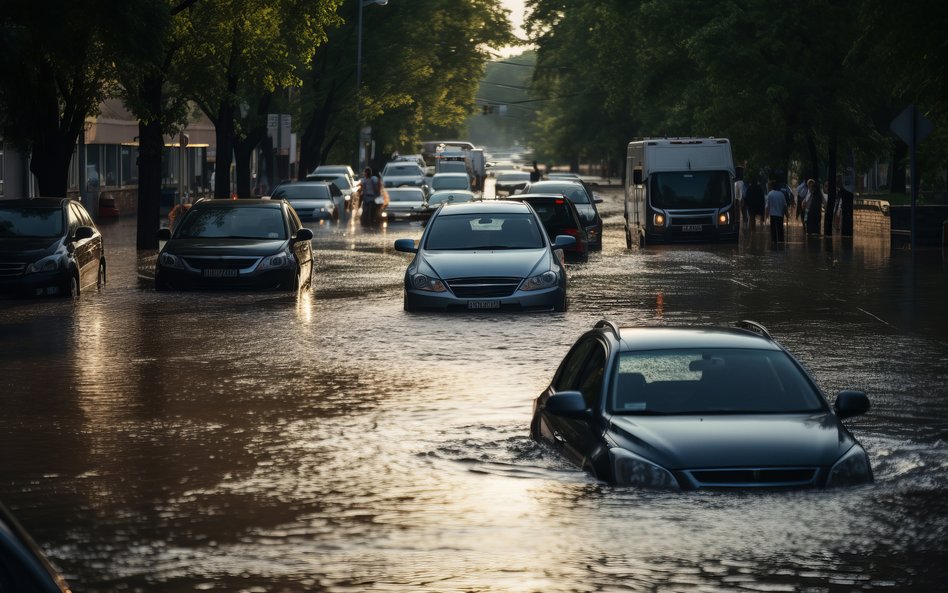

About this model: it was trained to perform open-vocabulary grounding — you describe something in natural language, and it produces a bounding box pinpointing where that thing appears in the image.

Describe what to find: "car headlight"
[25,255,62,274]
[610,448,680,490]
[259,250,294,270]
[718,211,729,225]
[826,445,873,487]
[158,252,184,269]
[520,269,559,291]
[410,273,446,292]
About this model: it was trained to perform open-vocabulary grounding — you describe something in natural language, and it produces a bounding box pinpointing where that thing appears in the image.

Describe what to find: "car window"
[575,343,607,408]
[388,190,424,202]
[424,213,544,250]
[431,176,469,191]
[272,184,331,200]
[287,205,302,230]
[554,339,597,392]
[73,203,95,227]
[0,207,64,238]
[175,207,287,240]
[610,348,826,415]
[527,200,577,232]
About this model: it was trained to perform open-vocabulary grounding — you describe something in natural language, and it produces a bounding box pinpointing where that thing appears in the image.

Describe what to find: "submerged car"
[394,200,575,312]
[507,193,590,263]
[531,320,873,489]
[271,181,341,221]
[382,187,427,222]
[522,180,604,249]
[155,199,314,291]
[0,198,106,297]
[304,172,357,209]
[494,171,531,196]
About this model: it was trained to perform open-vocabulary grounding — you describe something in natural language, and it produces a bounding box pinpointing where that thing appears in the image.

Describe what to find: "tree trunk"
[214,101,235,198]
[234,136,254,198]
[824,132,838,236]
[299,84,336,179]
[136,75,165,250]
[805,132,820,182]
[890,141,907,194]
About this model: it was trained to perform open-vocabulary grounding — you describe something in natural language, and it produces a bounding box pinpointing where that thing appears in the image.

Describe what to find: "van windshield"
[650,171,731,209]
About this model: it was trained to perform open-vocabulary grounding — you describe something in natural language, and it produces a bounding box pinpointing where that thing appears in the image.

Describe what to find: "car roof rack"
[734,320,771,340]
[595,319,621,339]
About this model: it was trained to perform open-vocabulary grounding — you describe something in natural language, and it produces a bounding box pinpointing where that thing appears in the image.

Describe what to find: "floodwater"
[2,188,947,592]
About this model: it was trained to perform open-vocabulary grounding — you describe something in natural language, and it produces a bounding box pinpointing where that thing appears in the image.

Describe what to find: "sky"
[498,0,530,58]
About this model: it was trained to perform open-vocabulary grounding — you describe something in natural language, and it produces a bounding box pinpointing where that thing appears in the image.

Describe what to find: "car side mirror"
[394,238,417,253]
[293,228,314,242]
[74,226,94,241]
[633,169,643,185]
[545,390,589,419]
[834,390,870,419]
[553,235,577,249]
[157,228,172,241]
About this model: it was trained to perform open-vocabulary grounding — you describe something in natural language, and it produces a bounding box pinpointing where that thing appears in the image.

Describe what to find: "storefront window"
[105,144,118,187]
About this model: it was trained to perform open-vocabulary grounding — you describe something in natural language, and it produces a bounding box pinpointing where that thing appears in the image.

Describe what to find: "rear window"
[383,164,424,176]
[525,200,576,231]
[529,182,590,203]
[272,185,331,200]
[388,189,424,202]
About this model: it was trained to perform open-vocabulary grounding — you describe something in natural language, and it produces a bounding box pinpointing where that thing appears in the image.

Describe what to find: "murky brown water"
[2,189,947,592]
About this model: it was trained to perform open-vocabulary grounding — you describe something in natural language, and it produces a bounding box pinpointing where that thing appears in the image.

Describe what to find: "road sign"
[890,104,934,146]
[360,126,372,142]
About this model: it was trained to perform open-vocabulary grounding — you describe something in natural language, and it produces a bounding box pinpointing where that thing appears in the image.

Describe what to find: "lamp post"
[356,0,388,172]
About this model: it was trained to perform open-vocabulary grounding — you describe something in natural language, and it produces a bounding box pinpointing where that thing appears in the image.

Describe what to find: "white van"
[624,138,738,247]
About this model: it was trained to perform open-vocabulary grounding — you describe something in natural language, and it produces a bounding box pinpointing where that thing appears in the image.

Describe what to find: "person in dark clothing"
[765,180,788,243]
[805,179,823,235]
[530,161,541,182]
[837,174,855,236]
[745,178,766,231]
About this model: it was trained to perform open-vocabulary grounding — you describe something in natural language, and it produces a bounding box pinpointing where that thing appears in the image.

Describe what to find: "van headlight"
[520,270,559,291]
[26,255,62,274]
[718,211,729,225]
[611,448,679,490]
[826,445,873,487]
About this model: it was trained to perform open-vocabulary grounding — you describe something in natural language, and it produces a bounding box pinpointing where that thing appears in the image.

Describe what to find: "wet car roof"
[0,198,70,208]
[193,199,282,208]
[617,327,781,351]
[438,201,531,215]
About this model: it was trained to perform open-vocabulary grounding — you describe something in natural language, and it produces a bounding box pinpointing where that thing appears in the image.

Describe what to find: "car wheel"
[62,273,79,298]
[97,260,107,287]
[554,295,567,312]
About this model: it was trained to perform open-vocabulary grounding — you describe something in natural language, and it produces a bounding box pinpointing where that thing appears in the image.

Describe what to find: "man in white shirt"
[764,180,788,243]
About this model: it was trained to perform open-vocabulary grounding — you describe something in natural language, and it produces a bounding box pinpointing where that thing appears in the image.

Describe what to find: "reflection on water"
[1,194,947,592]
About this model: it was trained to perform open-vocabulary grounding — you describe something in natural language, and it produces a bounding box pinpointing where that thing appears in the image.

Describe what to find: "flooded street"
[2,189,948,592]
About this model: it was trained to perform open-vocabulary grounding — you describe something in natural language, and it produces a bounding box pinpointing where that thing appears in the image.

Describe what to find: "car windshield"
[308,175,349,189]
[272,185,331,200]
[0,207,63,238]
[427,192,473,206]
[431,176,469,191]
[383,164,423,176]
[650,171,731,209]
[610,348,826,415]
[528,182,589,203]
[425,212,545,250]
[388,189,424,202]
[524,200,577,233]
[175,207,287,240]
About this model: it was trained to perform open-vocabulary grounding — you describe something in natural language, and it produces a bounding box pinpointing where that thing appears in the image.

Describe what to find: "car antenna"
[734,320,771,340]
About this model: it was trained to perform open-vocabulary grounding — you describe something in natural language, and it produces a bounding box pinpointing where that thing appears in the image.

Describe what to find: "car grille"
[685,467,818,488]
[447,277,521,298]
[671,213,715,226]
[0,262,27,277]
[183,257,261,270]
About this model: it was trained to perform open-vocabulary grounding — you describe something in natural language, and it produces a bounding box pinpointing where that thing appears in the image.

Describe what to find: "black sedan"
[0,198,106,297]
[0,502,71,592]
[506,193,590,263]
[521,180,604,250]
[155,199,314,291]
[532,320,873,489]
[394,201,575,312]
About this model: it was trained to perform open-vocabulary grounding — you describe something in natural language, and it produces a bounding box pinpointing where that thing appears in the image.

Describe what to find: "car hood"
[421,248,549,280]
[0,238,60,261]
[608,413,854,469]
[574,203,597,224]
[164,238,288,256]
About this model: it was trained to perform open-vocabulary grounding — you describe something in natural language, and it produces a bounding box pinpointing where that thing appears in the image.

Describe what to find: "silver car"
[382,187,427,222]
[394,201,576,312]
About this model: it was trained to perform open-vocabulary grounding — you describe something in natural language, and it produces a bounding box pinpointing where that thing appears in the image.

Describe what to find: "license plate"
[682,225,703,232]
[203,269,238,278]
[468,300,500,310]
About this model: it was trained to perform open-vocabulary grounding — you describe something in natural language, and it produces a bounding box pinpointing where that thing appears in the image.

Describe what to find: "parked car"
[382,187,427,222]
[0,198,106,298]
[521,180,603,249]
[494,171,531,195]
[271,181,341,221]
[531,320,874,489]
[304,172,358,209]
[393,200,575,312]
[429,172,471,192]
[0,501,71,592]
[507,193,590,262]
[381,162,427,188]
[155,199,314,291]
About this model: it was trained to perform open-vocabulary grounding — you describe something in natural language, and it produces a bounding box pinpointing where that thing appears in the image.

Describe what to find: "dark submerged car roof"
[617,326,783,352]
[192,198,283,209]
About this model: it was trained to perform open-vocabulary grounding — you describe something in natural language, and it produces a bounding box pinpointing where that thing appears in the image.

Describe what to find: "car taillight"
[555,199,565,205]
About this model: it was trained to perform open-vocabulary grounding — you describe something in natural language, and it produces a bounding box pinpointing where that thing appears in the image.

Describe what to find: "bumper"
[646,224,739,243]
[404,284,565,312]
[381,209,424,222]
[155,266,297,290]
[0,271,68,296]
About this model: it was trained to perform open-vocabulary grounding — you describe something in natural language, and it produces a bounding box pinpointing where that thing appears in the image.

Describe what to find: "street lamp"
[356,0,388,171]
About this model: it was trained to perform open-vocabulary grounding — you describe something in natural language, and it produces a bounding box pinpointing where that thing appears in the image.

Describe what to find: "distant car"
[394,154,427,169]
[155,199,314,291]
[382,187,427,222]
[304,172,357,209]
[393,200,576,312]
[494,171,531,195]
[546,172,582,180]
[486,161,520,177]
[313,165,360,205]
[0,502,71,592]
[531,320,874,489]
[435,160,470,177]
[507,193,590,262]
[381,162,426,188]
[522,180,603,250]
[429,172,471,192]
[271,181,341,221]
[424,189,476,214]
[0,198,106,298]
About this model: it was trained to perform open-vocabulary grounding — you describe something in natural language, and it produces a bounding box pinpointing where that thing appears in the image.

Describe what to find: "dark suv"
[521,180,603,250]
[507,193,589,262]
